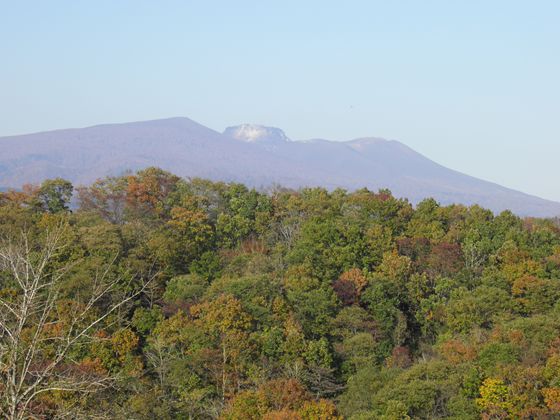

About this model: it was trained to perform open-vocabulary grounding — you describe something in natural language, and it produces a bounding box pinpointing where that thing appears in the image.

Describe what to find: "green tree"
[33,178,73,213]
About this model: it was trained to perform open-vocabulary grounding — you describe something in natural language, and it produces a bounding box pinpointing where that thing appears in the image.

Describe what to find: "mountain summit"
[1,117,559,217]
[223,124,290,144]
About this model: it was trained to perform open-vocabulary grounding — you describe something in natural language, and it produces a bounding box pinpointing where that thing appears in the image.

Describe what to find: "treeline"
[1,167,560,419]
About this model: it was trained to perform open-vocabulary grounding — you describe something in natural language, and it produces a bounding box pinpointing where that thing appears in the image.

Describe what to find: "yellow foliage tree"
[476,378,513,418]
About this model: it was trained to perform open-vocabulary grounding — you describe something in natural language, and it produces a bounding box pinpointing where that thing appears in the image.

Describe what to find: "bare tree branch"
[0,224,152,420]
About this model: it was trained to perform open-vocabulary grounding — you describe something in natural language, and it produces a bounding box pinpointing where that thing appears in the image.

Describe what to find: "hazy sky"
[1,1,559,201]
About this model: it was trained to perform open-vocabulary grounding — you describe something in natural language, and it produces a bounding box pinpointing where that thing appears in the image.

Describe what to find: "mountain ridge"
[1,117,559,218]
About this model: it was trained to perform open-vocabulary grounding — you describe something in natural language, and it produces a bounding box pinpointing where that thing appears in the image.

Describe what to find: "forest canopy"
[1,167,560,419]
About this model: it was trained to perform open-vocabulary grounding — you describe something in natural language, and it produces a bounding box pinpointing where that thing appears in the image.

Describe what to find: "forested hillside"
[1,167,560,419]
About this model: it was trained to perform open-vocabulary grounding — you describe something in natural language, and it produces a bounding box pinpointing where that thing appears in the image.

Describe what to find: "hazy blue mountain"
[1,117,559,217]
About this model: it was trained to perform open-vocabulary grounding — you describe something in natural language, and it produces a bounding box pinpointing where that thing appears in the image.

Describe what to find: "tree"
[298,399,342,419]
[285,277,337,338]
[332,268,368,306]
[125,167,180,218]
[476,378,514,418]
[0,224,149,419]
[542,387,560,414]
[33,178,73,214]
[77,176,127,224]
[191,294,253,401]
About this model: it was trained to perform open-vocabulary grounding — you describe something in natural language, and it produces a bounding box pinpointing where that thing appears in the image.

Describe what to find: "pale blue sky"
[1,1,559,201]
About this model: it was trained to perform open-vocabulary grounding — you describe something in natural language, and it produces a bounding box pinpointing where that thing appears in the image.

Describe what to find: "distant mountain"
[1,117,559,217]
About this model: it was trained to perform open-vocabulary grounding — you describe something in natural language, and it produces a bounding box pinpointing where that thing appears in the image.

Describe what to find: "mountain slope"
[1,117,559,217]
[0,118,334,189]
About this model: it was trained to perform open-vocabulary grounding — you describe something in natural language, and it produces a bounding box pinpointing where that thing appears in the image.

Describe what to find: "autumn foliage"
[2,168,560,418]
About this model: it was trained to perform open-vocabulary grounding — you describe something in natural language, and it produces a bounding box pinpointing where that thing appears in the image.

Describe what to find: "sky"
[1,1,559,201]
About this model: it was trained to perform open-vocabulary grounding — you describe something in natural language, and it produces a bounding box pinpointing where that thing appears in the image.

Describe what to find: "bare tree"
[0,224,150,419]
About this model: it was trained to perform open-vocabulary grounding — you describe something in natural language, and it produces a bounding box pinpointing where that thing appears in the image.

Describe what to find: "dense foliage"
[1,167,560,419]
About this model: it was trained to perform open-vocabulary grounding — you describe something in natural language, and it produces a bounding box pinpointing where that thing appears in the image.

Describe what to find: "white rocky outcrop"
[223,124,290,144]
